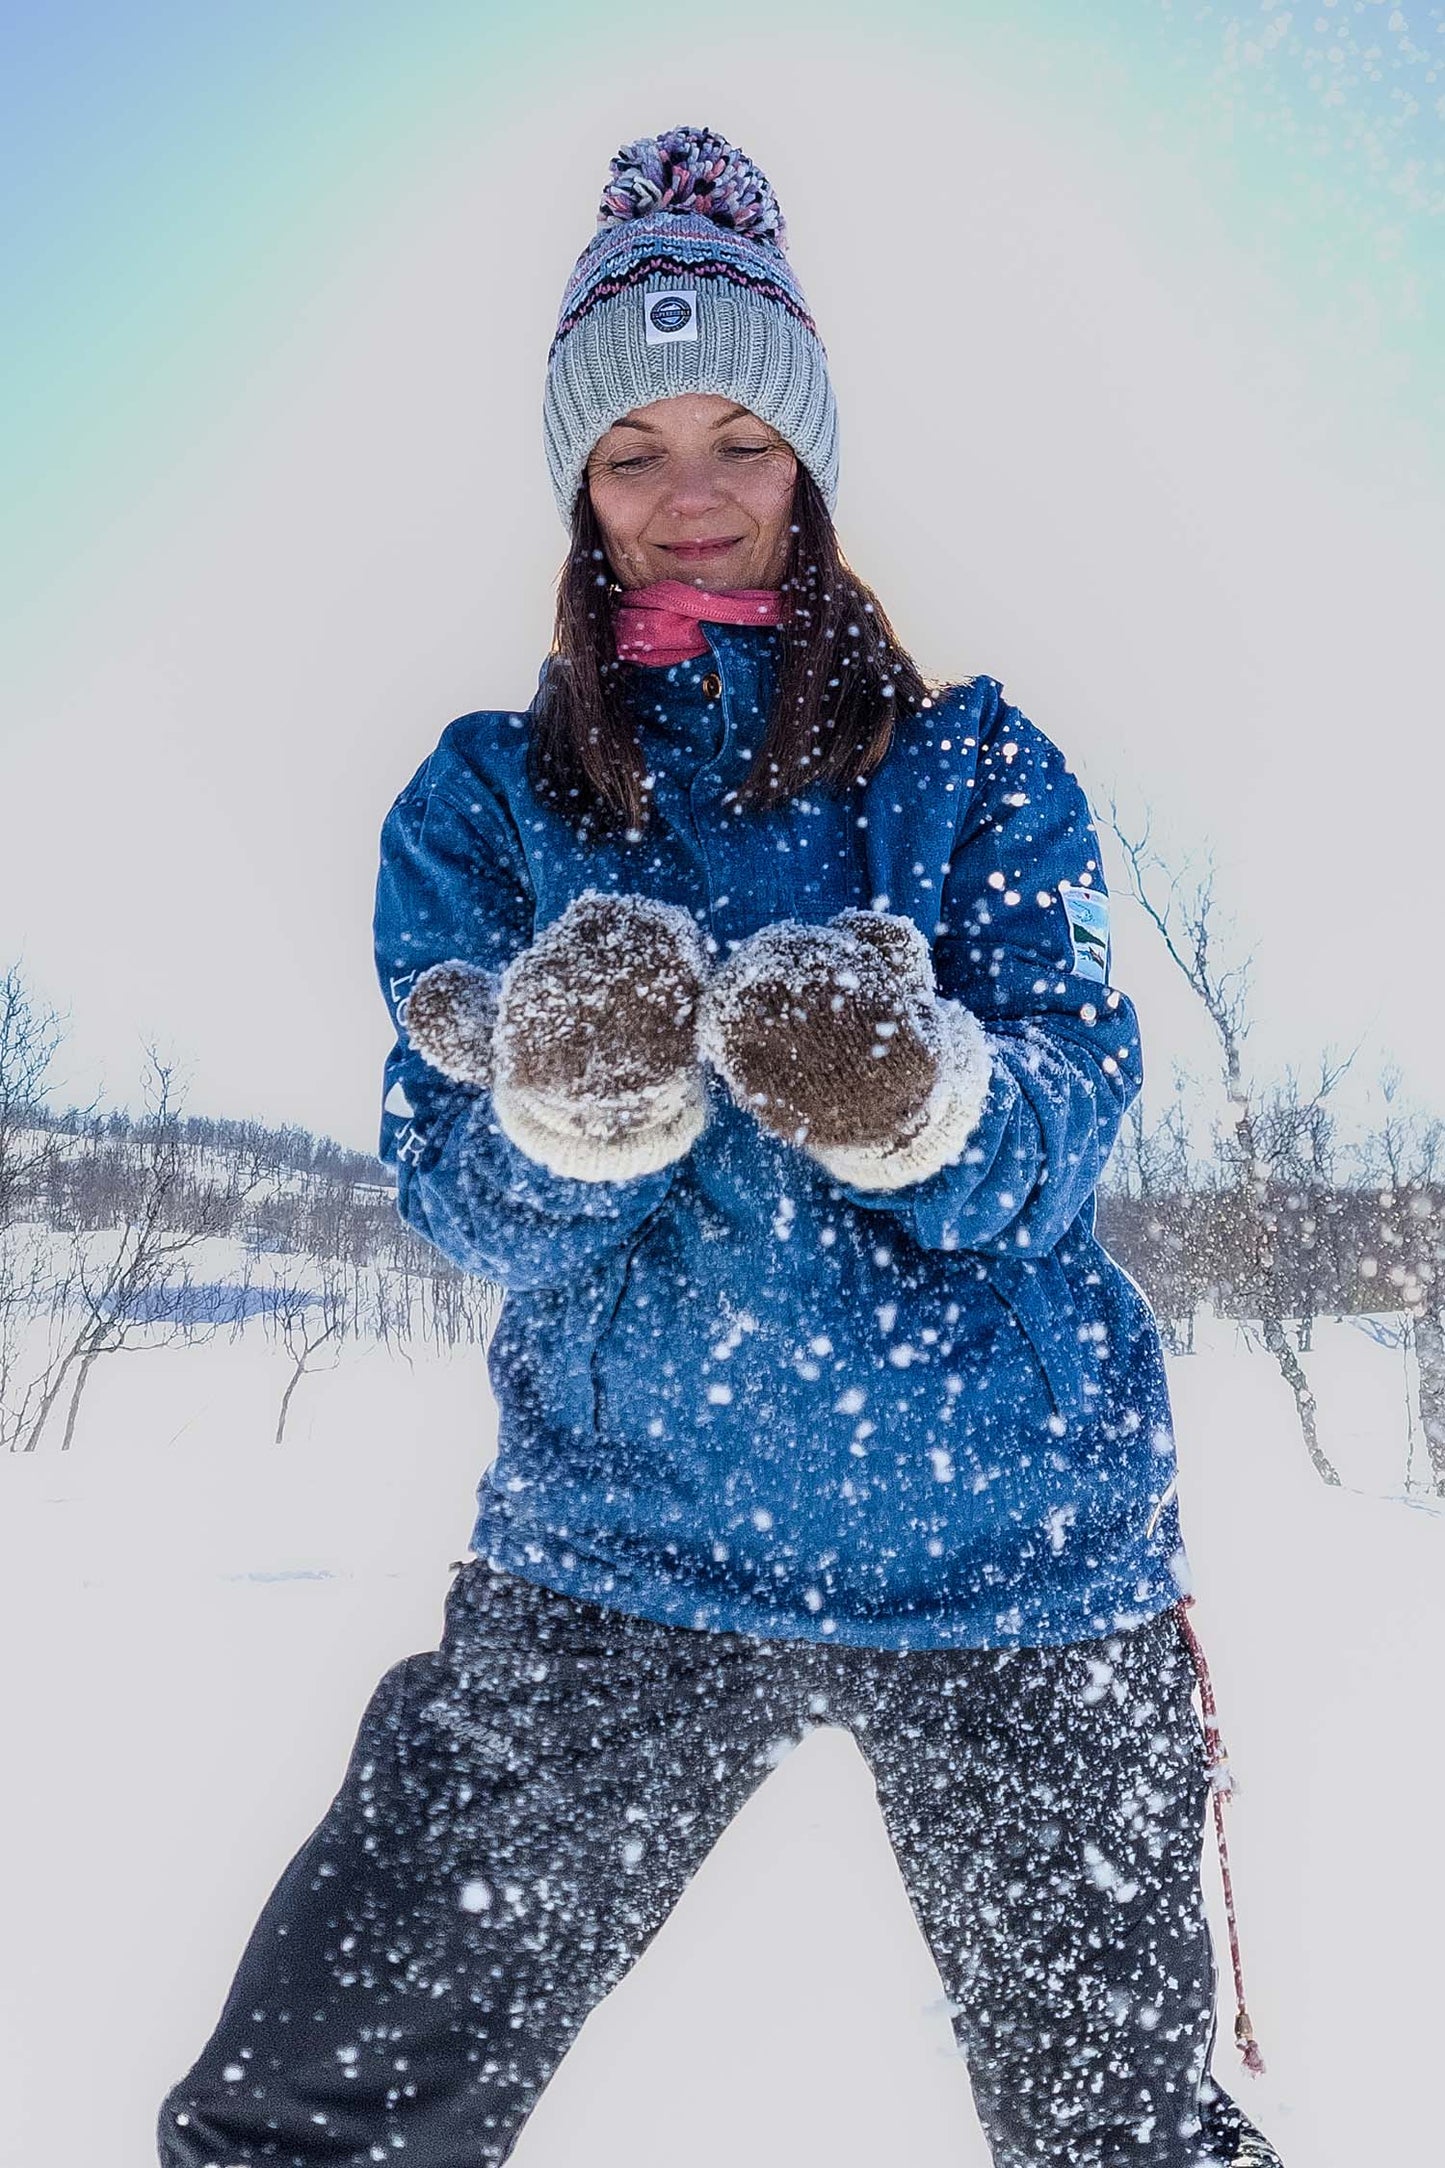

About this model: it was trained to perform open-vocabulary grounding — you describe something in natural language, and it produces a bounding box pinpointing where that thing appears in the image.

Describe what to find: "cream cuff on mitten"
[807,1000,994,1192]
[489,1064,708,1184]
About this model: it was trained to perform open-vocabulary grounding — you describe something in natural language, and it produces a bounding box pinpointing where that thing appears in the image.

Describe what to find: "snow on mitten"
[697,907,993,1192]
[492,888,710,1181]
[400,960,500,1087]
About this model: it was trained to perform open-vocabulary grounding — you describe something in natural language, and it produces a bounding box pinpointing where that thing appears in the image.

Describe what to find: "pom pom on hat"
[598,125,787,251]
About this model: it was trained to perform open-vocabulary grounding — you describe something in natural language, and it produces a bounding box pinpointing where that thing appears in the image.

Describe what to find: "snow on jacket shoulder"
[373,626,1189,1649]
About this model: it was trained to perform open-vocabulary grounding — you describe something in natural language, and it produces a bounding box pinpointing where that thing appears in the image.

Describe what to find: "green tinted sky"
[5,0,1441,602]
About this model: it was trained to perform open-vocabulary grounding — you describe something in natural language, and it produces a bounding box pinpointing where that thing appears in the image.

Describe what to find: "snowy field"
[3,1313,1442,2168]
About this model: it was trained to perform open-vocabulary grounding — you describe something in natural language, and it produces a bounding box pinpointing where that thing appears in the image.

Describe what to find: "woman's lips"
[661,538,742,560]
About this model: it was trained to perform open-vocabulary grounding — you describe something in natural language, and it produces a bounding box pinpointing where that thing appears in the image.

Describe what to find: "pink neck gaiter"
[614,579,784,667]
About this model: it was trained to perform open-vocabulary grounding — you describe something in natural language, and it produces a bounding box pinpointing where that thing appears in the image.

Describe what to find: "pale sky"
[5,5,1442,1154]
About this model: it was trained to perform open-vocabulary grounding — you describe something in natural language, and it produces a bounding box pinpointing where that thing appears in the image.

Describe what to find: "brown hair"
[526,467,937,840]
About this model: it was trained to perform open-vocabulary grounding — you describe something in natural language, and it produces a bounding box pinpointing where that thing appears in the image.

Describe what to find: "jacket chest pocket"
[766,798,866,919]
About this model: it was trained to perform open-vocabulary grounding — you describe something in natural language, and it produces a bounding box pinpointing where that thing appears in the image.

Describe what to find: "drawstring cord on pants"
[1175,1597,1267,2076]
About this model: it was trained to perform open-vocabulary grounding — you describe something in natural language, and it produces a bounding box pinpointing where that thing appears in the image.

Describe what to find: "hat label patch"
[645,289,699,345]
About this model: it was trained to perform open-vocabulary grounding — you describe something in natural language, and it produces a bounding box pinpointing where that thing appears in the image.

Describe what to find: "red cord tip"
[1235,2010,1266,2076]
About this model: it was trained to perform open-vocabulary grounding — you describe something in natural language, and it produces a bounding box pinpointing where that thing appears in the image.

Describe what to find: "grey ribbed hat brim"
[543,278,839,524]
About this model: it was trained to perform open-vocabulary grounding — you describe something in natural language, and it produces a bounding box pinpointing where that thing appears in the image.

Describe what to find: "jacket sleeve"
[828,682,1141,1258]
[373,723,680,1294]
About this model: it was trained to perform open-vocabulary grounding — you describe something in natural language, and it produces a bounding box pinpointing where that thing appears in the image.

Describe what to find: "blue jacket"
[373,626,1188,1648]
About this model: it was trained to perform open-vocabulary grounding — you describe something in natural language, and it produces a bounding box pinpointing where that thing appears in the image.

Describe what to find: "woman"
[159,127,1281,2168]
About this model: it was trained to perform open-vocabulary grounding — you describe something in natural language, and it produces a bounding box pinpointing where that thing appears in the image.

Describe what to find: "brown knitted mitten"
[492,888,710,1181]
[697,908,993,1191]
[400,961,500,1088]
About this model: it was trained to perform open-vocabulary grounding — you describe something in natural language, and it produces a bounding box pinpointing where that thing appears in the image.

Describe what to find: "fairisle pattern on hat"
[542,126,839,524]
[549,236,819,362]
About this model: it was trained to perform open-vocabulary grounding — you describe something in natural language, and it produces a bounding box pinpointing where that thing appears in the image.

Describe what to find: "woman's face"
[585,393,798,591]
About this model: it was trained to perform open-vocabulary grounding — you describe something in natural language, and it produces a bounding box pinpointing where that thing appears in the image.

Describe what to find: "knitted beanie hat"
[543,126,839,525]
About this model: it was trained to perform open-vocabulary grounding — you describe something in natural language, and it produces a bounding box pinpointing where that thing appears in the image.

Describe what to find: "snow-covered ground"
[3,1313,1441,2168]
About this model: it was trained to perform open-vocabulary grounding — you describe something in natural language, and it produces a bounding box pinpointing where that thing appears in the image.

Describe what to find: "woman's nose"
[658,454,728,517]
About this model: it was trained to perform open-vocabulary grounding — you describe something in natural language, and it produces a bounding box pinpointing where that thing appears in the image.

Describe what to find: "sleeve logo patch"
[1058,882,1109,983]
[394,1122,426,1167]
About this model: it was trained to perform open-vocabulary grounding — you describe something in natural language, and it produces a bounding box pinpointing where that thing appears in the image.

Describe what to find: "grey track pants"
[158,1564,1280,2167]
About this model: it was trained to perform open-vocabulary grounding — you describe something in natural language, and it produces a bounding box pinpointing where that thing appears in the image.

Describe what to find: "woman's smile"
[660,536,745,561]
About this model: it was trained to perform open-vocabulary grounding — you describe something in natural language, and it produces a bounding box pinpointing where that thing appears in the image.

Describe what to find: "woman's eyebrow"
[607,405,758,436]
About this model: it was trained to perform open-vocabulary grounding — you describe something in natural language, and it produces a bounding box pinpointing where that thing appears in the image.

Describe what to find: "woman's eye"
[597,442,776,474]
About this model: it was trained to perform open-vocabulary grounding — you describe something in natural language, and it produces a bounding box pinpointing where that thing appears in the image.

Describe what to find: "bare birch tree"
[22,1048,266,1451]
[1359,1066,1445,1492]
[267,1268,345,1445]
[0,968,92,1450]
[1108,812,1344,1485]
